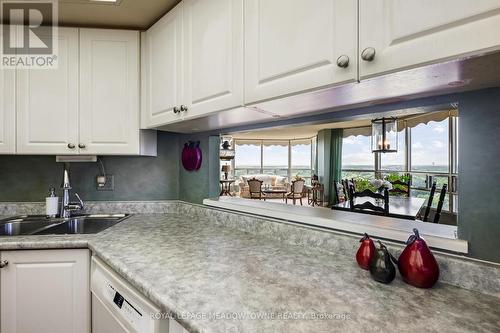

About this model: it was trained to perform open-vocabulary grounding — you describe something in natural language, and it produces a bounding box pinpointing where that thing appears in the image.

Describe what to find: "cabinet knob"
[67,143,76,149]
[336,55,350,68]
[173,106,181,114]
[180,105,188,112]
[361,47,376,62]
[78,143,86,149]
[0,260,8,268]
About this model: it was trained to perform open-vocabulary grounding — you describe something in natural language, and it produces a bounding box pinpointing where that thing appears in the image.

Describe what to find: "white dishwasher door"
[90,256,169,333]
[92,294,129,333]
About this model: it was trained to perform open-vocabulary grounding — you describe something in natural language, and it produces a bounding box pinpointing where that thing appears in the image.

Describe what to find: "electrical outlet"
[96,175,114,191]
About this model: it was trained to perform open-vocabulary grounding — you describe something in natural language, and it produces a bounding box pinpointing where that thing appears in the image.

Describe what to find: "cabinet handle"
[0,260,8,268]
[336,55,349,68]
[361,47,376,62]
[78,143,86,149]
[180,105,188,112]
[67,143,76,149]
[173,106,181,114]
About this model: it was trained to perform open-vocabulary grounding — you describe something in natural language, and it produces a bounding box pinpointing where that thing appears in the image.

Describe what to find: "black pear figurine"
[369,241,397,284]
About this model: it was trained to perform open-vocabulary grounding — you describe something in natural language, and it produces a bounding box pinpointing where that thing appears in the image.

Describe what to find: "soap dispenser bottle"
[46,187,59,218]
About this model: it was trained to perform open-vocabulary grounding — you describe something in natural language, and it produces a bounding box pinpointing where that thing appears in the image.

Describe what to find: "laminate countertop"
[1,213,500,333]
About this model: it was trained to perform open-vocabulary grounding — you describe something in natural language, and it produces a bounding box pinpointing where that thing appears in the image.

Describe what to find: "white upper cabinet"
[142,3,183,128]
[182,0,243,119]
[359,0,500,79]
[17,27,79,155]
[1,249,90,333]
[14,27,154,156]
[0,68,15,154]
[79,29,141,155]
[244,0,358,104]
[142,0,244,128]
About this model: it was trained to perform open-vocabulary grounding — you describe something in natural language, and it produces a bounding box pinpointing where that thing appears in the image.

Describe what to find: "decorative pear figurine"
[369,241,397,284]
[356,233,376,270]
[398,228,440,288]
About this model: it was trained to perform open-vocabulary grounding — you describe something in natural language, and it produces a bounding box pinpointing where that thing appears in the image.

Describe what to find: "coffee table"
[262,189,287,201]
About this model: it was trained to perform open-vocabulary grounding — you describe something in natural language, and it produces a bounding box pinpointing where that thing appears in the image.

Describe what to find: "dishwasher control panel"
[105,280,144,327]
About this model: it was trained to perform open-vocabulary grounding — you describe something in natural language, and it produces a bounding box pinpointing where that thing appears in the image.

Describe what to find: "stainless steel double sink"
[0,214,130,236]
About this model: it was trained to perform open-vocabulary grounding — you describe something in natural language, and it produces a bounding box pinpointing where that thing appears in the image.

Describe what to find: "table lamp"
[221,165,231,180]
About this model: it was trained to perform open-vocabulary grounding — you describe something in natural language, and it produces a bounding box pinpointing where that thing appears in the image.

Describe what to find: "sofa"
[237,174,289,199]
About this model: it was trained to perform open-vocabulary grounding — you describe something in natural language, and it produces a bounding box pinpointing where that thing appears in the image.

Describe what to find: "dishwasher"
[91,256,187,333]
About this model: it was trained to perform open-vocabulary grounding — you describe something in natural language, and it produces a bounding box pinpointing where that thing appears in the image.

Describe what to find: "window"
[380,130,405,171]
[340,111,458,213]
[341,132,375,179]
[234,140,261,177]
[263,141,288,176]
[291,140,312,183]
[311,136,317,174]
[408,118,453,212]
[342,134,373,170]
[410,119,449,172]
[233,138,316,183]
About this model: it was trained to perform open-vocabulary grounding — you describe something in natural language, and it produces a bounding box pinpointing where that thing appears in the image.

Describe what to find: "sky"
[235,143,312,168]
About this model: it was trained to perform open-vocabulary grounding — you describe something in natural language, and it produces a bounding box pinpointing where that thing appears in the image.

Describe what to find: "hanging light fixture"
[371,117,398,153]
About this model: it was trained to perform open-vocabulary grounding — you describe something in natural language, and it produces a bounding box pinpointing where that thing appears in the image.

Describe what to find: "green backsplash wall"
[178,134,220,204]
[456,89,500,263]
[0,131,180,202]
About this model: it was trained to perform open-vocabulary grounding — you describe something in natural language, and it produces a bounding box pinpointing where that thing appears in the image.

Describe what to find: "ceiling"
[42,0,180,29]
[230,109,454,140]
[231,119,372,140]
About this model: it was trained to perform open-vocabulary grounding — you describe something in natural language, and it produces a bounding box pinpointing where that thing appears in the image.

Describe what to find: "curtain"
[343,126,371,138]
[341,110,458,138]
[399,109,457,130]
[329,129,343,205]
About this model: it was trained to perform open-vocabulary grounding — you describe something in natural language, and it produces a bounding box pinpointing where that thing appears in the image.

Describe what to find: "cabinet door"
[244,0,357,104]
[183,0,243,119]
[1,249,90,333]
[16,27,79,155]
[359,0,500,79]
[79,29,140,155]
[0,25,15,154]
[0,68,15,154]
[142,3,183,127]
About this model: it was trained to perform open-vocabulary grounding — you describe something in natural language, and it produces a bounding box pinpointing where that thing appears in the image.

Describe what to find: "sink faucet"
[60,163,84,218]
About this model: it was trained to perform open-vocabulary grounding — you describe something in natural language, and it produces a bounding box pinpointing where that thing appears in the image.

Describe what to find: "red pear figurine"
[356,233,376,270]
[398,228,440,288]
